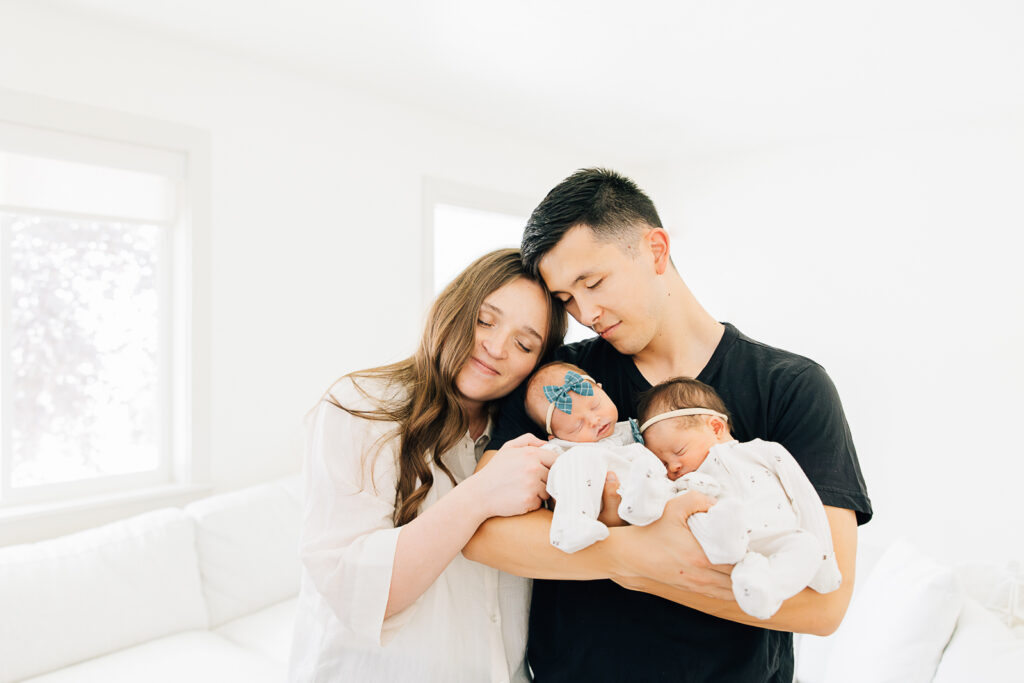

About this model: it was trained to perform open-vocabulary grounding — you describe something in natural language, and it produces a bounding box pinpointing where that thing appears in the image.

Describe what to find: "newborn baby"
[523,362,651,553]
[632,377,842,619]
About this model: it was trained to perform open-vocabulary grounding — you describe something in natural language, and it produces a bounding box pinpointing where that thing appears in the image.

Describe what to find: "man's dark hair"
[521,168,663,276]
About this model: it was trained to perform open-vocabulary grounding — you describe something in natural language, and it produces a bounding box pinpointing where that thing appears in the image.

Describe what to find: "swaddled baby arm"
[546,445,615,553]
[617,446,677,526]
[679,475,748,566]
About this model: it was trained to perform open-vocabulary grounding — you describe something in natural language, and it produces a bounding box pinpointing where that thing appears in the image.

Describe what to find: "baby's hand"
[597,472,627,527]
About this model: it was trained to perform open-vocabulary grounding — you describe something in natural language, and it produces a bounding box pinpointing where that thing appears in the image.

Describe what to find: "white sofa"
[2,476,1022,682]
[0,476,302,683]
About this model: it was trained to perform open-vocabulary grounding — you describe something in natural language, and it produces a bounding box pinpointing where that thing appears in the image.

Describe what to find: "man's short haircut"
[521,168,663,277]
[636,377,732,430]
[524,360,591,429]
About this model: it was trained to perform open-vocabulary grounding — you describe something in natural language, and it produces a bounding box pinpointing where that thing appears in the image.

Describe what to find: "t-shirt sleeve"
[489,379,546,452]
[767,363,873,525]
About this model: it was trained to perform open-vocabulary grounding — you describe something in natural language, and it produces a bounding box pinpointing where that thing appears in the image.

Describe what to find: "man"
[464,168,872,683]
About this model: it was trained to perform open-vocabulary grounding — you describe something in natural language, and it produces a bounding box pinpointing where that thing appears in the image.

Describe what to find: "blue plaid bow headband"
[542,370,596,435]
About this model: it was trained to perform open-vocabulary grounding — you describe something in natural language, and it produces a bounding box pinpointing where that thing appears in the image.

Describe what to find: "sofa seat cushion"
[21,631,286,683]
[0,508,208,683]
[214,597,297,665]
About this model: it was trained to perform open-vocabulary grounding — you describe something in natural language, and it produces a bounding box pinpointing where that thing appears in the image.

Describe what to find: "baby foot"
[549,515,610,554]
[732,552,783,620]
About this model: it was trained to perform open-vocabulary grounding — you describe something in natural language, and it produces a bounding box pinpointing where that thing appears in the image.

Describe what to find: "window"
[424,180,593,344]
[0,90,209,508]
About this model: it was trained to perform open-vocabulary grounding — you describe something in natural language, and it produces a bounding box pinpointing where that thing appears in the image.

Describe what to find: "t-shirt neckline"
[623,322,740,389]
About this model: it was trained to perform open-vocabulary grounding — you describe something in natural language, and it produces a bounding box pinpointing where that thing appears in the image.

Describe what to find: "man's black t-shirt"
[490,323,872,683]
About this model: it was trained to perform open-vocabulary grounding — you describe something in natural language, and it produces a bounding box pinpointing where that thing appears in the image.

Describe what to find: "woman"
[289,249,567,682]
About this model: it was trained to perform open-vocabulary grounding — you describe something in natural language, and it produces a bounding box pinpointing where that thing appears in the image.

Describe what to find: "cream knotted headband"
[638,408,729,434]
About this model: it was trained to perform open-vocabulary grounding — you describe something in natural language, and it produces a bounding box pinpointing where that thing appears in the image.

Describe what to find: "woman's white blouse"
[288,377,531,683]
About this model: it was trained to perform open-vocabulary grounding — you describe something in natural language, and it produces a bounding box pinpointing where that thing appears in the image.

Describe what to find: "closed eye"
[586,278,603,290]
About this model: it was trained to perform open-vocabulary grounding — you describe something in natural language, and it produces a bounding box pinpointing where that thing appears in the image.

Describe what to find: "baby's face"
[547,385,619,442]
[642,418,721,480]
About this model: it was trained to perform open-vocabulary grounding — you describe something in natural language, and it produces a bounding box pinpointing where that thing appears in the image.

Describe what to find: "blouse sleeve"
[299,378,415,647]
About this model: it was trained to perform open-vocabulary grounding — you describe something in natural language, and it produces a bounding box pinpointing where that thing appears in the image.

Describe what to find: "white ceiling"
[34,0,1024,162]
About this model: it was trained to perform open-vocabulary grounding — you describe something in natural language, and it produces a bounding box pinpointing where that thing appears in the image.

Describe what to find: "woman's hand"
[468,433,559,518]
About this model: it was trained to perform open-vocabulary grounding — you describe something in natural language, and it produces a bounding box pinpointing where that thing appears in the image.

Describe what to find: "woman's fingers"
[535,447,559,469]
[475,443,557,517]
[503,432,548,449]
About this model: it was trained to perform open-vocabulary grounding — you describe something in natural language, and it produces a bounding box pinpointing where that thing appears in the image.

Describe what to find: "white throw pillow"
[932,598,1024,683]
[185,476,302,626]
[822,538,963,683]
[953,560,1023,630]
[0,508,207,683]
[794,539,889,683]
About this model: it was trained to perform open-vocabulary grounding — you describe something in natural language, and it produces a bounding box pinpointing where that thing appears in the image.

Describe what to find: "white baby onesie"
[543,421,652,553]
[616,438,843,619]
[546,432,841,618]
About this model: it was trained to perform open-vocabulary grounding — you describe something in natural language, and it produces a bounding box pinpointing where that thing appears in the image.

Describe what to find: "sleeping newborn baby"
[632,376,842,619]
[525,363,842,619]
[523,361,651,552]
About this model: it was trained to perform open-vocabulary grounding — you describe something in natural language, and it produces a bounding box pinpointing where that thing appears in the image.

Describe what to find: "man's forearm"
[615,506,858,636]
[463,499,736,603]
[463,507,621,580]
[467,448,734,601]
[615,573,851,636]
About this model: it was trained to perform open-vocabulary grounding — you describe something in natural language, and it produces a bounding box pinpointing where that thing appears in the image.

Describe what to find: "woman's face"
[455,277,551,407]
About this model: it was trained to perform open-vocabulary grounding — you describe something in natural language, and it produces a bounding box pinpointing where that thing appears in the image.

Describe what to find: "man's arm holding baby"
[463,445,734,600]
[612,504,858,637]
[466,440,857,636]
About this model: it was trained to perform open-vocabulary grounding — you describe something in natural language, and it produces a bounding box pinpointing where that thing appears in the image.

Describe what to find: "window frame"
[422,176,597,346]
[420,176,537,312]
[0,88,211,509]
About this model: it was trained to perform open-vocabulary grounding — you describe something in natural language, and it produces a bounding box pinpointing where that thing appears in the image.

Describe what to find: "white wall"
[0,3,643,542]
[6,4,1013,565]
[657,123,1024,564]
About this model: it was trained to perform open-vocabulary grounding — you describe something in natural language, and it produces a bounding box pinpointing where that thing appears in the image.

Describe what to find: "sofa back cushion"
[185,476,301,626]
[0,508,208,683]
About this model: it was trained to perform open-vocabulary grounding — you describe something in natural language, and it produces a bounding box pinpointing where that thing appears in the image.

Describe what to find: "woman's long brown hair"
[328,248,566,526]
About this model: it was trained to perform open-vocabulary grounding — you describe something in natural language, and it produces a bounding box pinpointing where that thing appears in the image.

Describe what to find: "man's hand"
[612,492,734,600]
[597,472,626,527]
